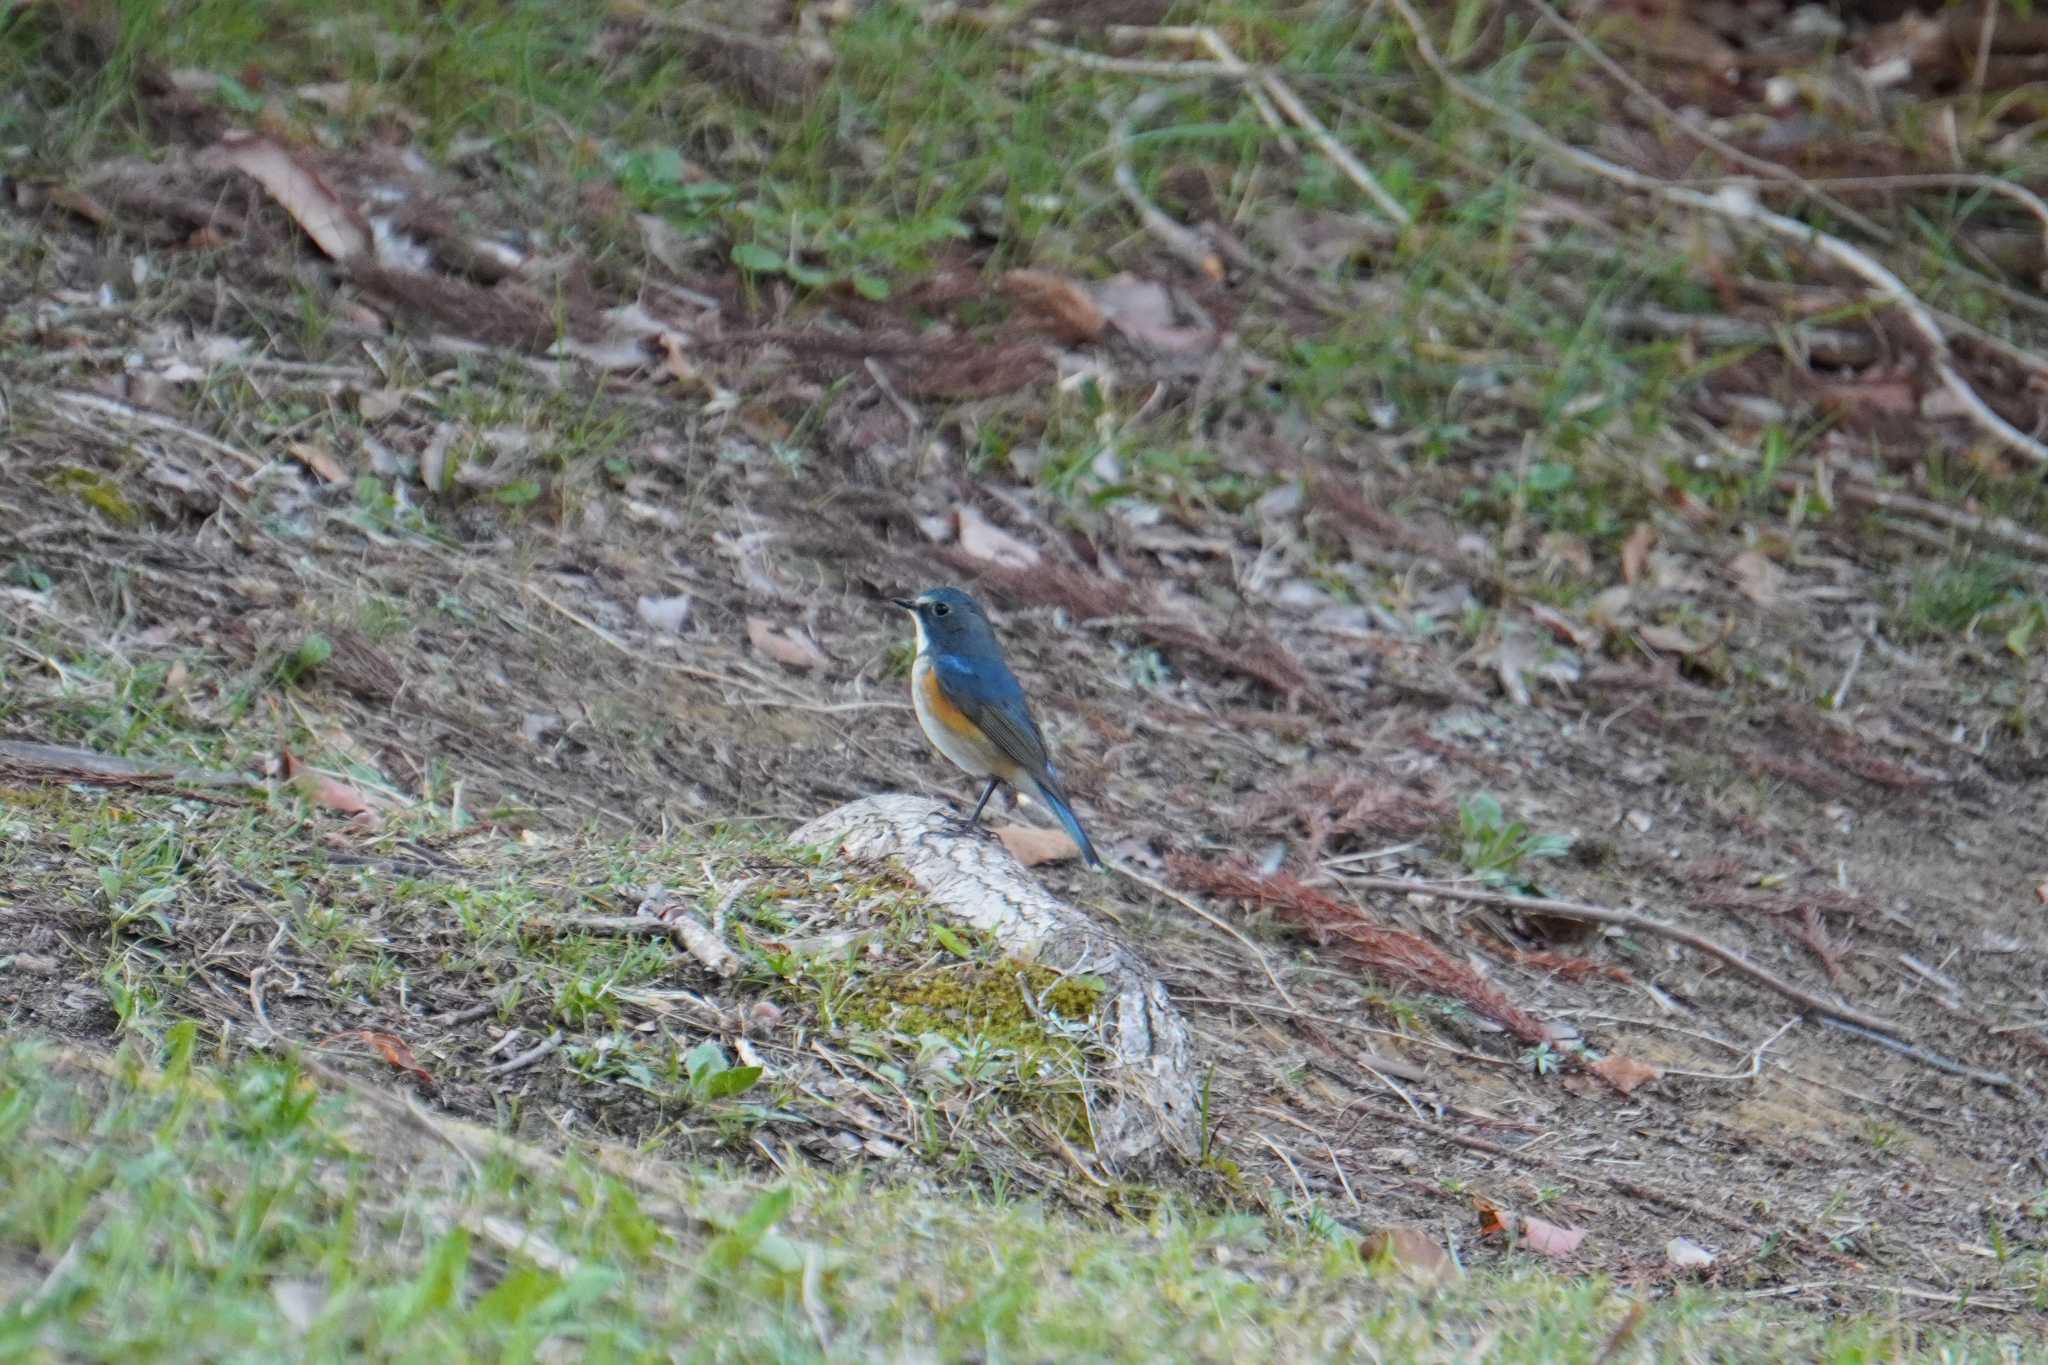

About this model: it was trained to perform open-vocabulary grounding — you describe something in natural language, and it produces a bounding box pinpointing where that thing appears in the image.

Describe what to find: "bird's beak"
[890,598,917,611]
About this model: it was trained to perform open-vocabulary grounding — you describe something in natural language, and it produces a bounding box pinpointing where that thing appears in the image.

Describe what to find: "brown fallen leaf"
[1526,602,1599,650]
[1472,1195,1511,1241]
[747,617,829,671]
[1001,269,1106,344]
[280,753,372,818]
[1620,522,1654,586]
[1589,1054,1662,1096]
[1360,1226,1459,1283]
[992,824,1081,866]
[1091,274,1217,357]
[202,133,368,261]
[1538,531,1593,578]
[954,505,1040,569]
[47,185,111,226]
[287,440,347,484]
[1520,1215,1587,1258]
[1727,549,1782,606]
[1818,377,1918,420]
[323,1029,434,1085]
[1636,622,1709,656]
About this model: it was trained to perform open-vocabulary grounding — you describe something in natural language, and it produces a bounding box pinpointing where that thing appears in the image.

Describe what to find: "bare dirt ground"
[4,0,2048,1341]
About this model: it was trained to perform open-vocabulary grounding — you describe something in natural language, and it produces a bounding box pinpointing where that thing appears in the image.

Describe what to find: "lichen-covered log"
[793,796,1198,1169]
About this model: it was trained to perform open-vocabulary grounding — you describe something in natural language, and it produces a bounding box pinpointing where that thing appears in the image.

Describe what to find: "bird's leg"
[943,778,1003,836]
[968,777,1001,824]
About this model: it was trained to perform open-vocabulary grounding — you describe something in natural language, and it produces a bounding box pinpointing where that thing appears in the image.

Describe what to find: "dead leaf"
[1727,550,1782,606]
[1520,1216,1587,1258]
[636,593,692,635]
[202,133,368,261]
[1637,622,1708,655]
[1493,632,1537,707]
[1666,1236,1716,1269]
[1090,274,1217,357]
[286,440,346,484]
[1360,1226,1459,1283]
[1001,269,1106,344]
[1589,1054,1663,1096]
[1526,602,1599,650]
[1538,531,1592,578]
[357,388,406,423]
[747,617,829,671]
[419,423,457,495]
[323,1029,434,1085]
[656,332,706,391]
[1620,522,1654,586]
[47,185,110,226]
[954,505,1040,569]
[280,748,373,819]
[1586,586,1633,629]
[637,212,694,275]
[993,824,1080,866]
[1818,378,1918,419]
[1473,1195,1511,1241]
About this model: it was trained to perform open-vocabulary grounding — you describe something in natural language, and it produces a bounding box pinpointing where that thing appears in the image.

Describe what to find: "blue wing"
[933,652,1102,869]
[931,652,1050,778]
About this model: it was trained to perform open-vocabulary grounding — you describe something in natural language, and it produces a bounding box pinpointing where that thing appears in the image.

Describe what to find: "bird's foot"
[937,807,1008,848]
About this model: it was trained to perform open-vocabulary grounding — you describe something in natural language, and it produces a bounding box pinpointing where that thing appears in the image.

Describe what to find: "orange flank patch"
[919,664,980,744]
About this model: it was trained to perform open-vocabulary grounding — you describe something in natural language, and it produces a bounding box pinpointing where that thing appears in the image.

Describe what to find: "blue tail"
[1025,771,1102,871]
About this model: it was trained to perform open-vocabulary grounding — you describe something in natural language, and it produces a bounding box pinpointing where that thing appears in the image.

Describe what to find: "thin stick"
[1114,862,1300,1012]
[1816,1016,2015,1091]
[1659,1017,1799,1083]
[1108,85,1224,280]
[1176,993,1513,1070]
[1023,39,1237,77]
[1777,468,2048,563]
[1339,874,2015,1091]
[1139,24,1411,227]
[482,1029,562,1078]
[40,386,268,471]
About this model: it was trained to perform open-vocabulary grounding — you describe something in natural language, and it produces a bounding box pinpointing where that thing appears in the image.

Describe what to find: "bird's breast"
[911,655,1006,778]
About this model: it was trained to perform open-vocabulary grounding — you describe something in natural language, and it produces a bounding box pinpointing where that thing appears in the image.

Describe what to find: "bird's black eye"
[932,602,950,617]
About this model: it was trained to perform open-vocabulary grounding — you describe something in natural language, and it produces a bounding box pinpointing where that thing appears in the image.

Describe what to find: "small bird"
[893,586,1102,869]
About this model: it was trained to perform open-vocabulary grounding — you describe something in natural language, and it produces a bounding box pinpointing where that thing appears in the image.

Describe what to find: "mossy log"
[793,795,1199,1170]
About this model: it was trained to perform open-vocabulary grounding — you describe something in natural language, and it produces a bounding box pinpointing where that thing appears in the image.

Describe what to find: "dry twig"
[1108,85,1225,280]
[1342,874,2016,1091]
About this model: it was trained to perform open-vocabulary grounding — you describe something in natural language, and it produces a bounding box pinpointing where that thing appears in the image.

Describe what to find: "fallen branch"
[1339,875,2017,1092]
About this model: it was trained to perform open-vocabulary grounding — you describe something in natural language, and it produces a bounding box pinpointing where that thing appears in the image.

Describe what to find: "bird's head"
[892,586,995,654]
